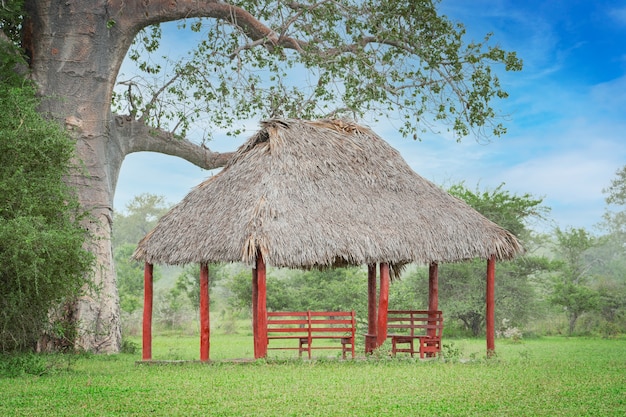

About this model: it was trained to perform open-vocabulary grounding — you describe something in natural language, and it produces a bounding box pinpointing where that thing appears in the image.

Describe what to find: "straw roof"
[133,118,523,269]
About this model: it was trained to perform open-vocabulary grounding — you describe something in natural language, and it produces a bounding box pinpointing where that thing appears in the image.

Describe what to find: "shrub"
[0,353,48,378]
[0,83,94,352]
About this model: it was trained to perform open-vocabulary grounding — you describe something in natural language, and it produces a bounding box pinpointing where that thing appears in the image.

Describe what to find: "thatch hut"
[133,118,523,360]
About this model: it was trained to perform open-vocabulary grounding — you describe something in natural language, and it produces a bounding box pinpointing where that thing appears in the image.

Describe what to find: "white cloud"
[503,153,616,203]
[609,6,626,26]
[590,75,626,116]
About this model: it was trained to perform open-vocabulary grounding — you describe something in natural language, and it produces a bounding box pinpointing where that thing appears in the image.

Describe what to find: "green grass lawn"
[1,336,625,416]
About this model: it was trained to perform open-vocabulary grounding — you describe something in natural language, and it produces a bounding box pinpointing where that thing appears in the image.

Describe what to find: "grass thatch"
[133,119,523,268]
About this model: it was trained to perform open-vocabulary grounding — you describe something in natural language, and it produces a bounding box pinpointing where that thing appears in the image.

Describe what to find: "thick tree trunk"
[23,0,233,352]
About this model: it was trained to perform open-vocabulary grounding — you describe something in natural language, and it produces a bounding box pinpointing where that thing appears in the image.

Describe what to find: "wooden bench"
[387,310,443,358]
[267,311,356,359]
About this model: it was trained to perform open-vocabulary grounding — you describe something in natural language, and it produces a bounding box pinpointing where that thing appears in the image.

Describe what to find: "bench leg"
[419,338,441,359]
[341,338,353,359]
[391,337,415,357]
[299,338,308,358]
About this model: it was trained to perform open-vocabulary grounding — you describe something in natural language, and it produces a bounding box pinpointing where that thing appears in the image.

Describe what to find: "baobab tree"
[8,0,521,352]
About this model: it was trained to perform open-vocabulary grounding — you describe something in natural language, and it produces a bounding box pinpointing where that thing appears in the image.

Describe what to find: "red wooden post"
[255,254,268,359]
[486,255,496,357]
[366,264,378,354]
[199,263,210,362]
[376,263,390,347]
[428,262,439,312]
[251,266,258,358]
[428,262,439,339]
[142,262,153,361]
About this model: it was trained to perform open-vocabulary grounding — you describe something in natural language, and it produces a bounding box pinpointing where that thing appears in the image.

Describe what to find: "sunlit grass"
[1,336,624,416]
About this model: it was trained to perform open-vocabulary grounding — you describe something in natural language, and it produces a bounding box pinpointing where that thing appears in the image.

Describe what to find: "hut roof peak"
[262,118,367,134]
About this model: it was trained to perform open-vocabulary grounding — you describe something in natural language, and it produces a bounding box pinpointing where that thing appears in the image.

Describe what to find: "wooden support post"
[428,262,439,339]
[366,264,378,354]
[376,262,390,347]
[486,255,496,357]
[254,254,268,359]
[428,262,439,312]
[142,262,153,361]
[251,266,258,358]
[199,263,210,362]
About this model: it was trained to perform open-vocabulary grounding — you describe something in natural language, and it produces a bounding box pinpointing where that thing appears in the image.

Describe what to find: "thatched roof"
[133,118,523,268]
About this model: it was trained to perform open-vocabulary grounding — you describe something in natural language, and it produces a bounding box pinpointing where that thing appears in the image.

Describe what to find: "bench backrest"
[267,311,356,338]
[387,310,443,338]
[267,311,310,336]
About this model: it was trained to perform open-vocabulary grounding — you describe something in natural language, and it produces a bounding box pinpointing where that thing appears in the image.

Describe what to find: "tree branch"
[112,0,306,52]
[113,115,233,170]
[138,71,184,124]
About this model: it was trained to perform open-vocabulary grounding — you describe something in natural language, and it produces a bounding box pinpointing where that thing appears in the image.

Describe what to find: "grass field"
[1,336,625,416]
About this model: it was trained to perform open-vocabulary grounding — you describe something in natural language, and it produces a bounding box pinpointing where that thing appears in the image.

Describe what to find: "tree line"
[113,176,626,341]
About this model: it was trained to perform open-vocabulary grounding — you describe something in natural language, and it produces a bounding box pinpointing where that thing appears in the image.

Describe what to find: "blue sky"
[115,0,626,234]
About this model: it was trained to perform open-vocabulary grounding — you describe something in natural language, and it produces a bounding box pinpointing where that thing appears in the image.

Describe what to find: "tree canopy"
[604,166,626,207]
[115,0,522,141]
[113,193,172,248]
[448,182,548,239]
[418,182,551,336]
[550,227,599,335]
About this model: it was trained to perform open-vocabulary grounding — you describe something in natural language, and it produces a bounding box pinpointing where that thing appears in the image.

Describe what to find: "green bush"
[120,339,138,354]
[0,83,94,352]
